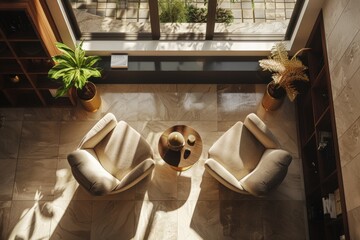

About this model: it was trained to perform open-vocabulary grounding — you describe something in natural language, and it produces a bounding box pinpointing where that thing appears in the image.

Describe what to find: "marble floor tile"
[8,200,51,240]
[217,92,258,121]
[262,200,307,240]
[55,158,93,201]
[348,205,360,240]
[18,121,60,159]
[134,200,178,240]
[101,92,139,121]
[177,92,217,121]
[0,201,11,240]
[13,158,58,201]
[177,84,216,92]
[0,121,22,159]
[341,154,360,212]
[91,200,135,239]
[0,159,17,200]
[0,83,306,239]
[0,108,24,120]
[50,200,92,240]
[59,120,97,158]
[182,200,235,240]
[23,108,63,121]
[136,161,178,201]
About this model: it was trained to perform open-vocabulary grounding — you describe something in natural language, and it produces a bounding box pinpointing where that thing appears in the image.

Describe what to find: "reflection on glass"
[214,0,297,39]
[158,0,208,38]
[67,0,151,34]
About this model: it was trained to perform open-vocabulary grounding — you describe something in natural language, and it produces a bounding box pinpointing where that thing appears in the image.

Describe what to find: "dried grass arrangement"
[259,42,309,102]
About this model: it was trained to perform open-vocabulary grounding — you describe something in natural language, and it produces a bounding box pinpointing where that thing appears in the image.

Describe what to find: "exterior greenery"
[159,0,234,24]
[48,41,102,98]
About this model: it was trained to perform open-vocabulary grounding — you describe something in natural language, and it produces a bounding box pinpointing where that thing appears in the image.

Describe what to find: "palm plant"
[48,41,101,99]
[259,42,309,101]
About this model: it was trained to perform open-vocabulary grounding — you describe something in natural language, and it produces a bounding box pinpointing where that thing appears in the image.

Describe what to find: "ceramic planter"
[77,82,101,112]
[262,81,286,111]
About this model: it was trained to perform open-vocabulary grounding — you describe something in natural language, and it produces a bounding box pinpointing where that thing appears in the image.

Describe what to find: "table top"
[158,125,203,171]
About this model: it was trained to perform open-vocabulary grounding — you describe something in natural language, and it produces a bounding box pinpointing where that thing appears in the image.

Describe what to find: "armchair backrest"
[244,113,279,149]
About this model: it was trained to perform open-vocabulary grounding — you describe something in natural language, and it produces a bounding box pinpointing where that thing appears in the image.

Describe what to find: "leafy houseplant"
[259,42,309,110]
[48,41,102,112]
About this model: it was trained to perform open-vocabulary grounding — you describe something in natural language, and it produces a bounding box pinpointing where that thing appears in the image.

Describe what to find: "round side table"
[158,125,203,171]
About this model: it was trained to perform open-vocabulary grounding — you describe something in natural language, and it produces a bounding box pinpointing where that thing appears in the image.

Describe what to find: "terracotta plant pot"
[262,81,286,111]
[77,82,101,112]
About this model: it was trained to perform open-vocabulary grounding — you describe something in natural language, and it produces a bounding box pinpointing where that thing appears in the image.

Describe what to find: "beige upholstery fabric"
[208,121,265,180]
[68,113,155,196]
[205,113,292,196]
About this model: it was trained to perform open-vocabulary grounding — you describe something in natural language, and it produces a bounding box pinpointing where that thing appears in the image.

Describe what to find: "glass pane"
[214,0,297,39]
[159,0,207,38]
[67,0,151,34]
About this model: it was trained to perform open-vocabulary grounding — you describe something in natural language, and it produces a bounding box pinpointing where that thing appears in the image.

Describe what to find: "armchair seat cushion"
[209,121,265,180]
[68,150,119,195]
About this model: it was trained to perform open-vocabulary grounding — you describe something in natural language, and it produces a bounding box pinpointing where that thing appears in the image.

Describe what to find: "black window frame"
[61,0,304,41]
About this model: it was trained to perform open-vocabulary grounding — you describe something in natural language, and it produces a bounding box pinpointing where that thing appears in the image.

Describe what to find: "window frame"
[45,0,324,56]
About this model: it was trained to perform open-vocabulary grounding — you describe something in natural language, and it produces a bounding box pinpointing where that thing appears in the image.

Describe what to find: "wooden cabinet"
[297,12,349,240]
[0,1,75,107]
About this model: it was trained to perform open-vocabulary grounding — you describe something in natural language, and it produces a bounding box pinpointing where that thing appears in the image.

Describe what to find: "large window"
[63,0,303,41]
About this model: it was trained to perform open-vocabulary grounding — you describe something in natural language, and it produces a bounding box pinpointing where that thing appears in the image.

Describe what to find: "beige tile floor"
[0,84,306,239]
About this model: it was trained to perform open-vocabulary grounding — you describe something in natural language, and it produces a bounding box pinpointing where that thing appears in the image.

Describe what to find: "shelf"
[0,10,37,40]
[3,89,42,107]
[0,59,23,73]
[2,74,33,90]
[0,91,11,107]
[298,11,349,240]
[29,74,61,89]
[20,59,53,74]
[312,69,330,122]
[10,41,47,58]
[0,3,74,108]
[302,135,320,193]
[0,41,14,58]
[297,89,315,144]
[40,89,74,107]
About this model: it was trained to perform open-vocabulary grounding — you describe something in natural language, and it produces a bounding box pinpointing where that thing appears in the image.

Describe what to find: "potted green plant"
[259,42,309,111]
[48,41,102,112]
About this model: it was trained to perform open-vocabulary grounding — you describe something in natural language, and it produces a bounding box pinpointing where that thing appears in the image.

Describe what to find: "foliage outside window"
[158,0,234,24]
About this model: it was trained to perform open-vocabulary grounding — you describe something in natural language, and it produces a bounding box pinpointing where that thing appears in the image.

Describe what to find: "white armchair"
[205,113,292,197]
[67,113,155,195]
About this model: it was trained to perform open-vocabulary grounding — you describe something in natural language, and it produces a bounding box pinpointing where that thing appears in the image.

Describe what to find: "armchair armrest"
[240,149,292,196]
[244,113,278,149]
[114,158,155,193]
[78,113,117,149]
[67,149,120,196]
[205,158,243,192]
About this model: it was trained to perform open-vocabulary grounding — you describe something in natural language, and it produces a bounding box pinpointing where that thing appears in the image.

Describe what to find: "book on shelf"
[322,193,336,219]
[318,131,332,151]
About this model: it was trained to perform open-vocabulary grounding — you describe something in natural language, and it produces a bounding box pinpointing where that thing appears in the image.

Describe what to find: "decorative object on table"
[187,134,196,145]
[159,125,203,171]
[259,42,310,111]
[204,113,292,196]
[48,41,102,112]
[67,113,155,195]
[167,131,186,151]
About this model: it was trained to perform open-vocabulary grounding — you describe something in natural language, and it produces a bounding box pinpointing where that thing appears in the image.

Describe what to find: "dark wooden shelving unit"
[0,1,75,107]
[297,11,349,240]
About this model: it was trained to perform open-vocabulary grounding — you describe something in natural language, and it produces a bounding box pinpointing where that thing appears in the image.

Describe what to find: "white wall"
[322,0,360,238]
